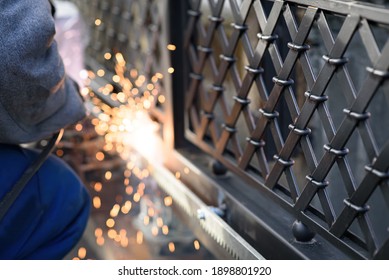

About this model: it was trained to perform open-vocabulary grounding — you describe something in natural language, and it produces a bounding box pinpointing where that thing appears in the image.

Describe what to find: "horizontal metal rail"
[287,0,389,24]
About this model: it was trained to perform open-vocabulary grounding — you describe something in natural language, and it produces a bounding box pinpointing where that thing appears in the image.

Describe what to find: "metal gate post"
[163,0,190,150]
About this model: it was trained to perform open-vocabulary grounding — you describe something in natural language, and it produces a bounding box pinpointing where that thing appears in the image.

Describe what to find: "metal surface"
[71,0,389,259]
[70,0,169,128]
[142,147,265,260]
[183,0,389,259]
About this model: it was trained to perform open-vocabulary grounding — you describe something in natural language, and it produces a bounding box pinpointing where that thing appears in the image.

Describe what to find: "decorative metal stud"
[272,76,294,86]
[189,72,203,80]
[366,66,389,78]
[208,16,224,23]
[246,137,266,148]
[257,33,278,42]
[211,84,224,92]
[187,10,201,17]
[324,144,349,158]
[197,45,212,53]
[259,108,279,119]
[231,23,247,31]
[287,42,310,52]
[322,55,348,66]
[233,96,251,106]
[222,124,237,133]
[244,65,264,75]
[304,91,328,103]
[343,199,370,214]
[365,165,389,179]
[210,160,228,176]
[274,155,295,167]
[343,109,371,121]
[288,124,312,136]
[292,220,315,243]
[201,111,214,120]
[306,175,329,189]
[219,54,236,63]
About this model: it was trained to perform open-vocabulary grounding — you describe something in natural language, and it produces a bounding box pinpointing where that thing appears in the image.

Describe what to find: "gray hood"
[0,0,86,144]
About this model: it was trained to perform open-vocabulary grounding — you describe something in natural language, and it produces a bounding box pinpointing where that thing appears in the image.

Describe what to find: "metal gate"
[71,0,389,259]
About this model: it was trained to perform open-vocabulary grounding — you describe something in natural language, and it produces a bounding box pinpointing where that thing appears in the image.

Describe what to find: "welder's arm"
[0,0,86,144]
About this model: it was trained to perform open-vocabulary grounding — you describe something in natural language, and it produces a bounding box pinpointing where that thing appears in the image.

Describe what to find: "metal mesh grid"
[184,0,389,259]
[70,0,168,126]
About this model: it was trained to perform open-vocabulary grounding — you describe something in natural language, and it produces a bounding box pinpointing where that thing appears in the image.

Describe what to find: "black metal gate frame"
[173,0,389,259]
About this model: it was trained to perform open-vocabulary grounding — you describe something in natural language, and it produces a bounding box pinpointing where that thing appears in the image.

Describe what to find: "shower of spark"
[65,45,205,259]
[86,51,165,165]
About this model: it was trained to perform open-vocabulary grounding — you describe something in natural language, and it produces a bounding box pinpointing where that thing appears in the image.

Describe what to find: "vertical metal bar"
[163,0,189,149]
